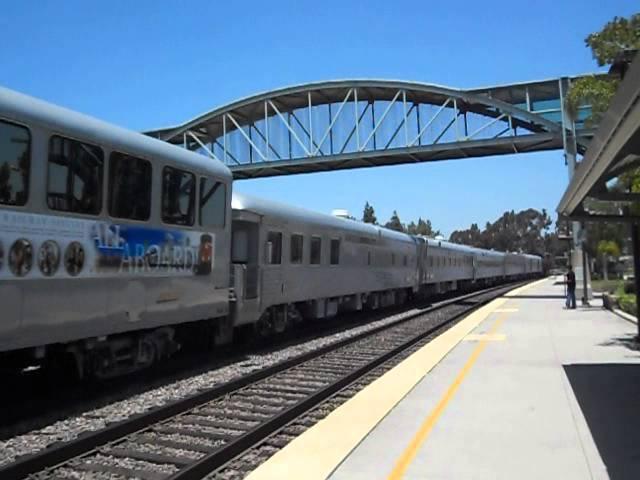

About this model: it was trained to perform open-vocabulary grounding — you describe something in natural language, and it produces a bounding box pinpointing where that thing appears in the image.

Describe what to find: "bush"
[624,281,636,294]
[591,279,623,294]
[618,292,637,316]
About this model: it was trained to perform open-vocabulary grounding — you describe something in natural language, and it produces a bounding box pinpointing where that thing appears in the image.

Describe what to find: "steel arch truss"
[147,80,586,179]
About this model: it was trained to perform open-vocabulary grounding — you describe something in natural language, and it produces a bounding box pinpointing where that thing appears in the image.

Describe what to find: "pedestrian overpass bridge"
[146,76,600,179]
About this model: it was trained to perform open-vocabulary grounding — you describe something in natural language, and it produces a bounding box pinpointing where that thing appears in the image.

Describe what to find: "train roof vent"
[331,209,352,219]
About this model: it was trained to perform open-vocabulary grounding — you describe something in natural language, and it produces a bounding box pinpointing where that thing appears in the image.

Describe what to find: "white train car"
[423,239,475,292]
[474,249,507,281]
[0,87,233,377]
[230,193,418,335]
[523,254,543,275]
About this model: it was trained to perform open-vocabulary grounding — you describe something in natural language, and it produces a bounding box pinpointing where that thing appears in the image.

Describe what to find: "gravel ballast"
[0,305,429,467]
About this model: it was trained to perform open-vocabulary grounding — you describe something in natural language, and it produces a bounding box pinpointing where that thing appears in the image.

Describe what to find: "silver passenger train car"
[0,86,542,377]
[0,87,232,377]
[230,193,542,337]
[231,194,419,334]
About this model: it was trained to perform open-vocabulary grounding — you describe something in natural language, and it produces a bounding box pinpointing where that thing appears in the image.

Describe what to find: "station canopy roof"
[557,54,640,222]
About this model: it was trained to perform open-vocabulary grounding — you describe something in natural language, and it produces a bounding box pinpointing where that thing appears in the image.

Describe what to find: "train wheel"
[256,311,273,339]
[136,337,157,369]
[272,306,289,334]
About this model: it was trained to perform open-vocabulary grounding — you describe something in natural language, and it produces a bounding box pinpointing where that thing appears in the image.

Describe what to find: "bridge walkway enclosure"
[145,76,601,179]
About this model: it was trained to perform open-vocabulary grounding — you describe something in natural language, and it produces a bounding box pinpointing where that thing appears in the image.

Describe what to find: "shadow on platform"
[598,334,640,353]
[503,294,567,299]
[563,363,640,480]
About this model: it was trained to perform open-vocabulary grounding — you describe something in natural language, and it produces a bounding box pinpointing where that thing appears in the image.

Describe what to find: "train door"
[416,238,427,288]
[472,255,478,281]
[231,218,261,324]
[232,220,259,298]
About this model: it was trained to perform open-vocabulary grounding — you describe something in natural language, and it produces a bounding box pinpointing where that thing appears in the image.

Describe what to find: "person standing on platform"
[565,265,576,309]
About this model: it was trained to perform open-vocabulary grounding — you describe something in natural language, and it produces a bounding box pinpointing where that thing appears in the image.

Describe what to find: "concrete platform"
[247,279,640,480]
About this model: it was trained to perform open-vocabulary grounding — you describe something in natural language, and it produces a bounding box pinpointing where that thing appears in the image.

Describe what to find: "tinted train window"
[310,236,322,265]
[0,120,30,206]
[330,239,340,265]
[267,231,282,264]
[109,152,151,220]
[47,136,103,214]
[162,167,195,226]
[199,177,225,228]
[391,253,395,266]
[291,234,303,264]
[403,255,408,267]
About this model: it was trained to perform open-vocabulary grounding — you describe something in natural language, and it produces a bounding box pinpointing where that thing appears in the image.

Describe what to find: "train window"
[267,231,282,264]
[0,120,30,206]
[403,255,408,267]
[162,166,195,226]
[310,236,322,265]
[330,239,340,265]
[109,152,152,220]
[391,253,395,266]
[291,234,303,264]
[47,136,103,214]
[429,257,433,267]
[199,177,226,228]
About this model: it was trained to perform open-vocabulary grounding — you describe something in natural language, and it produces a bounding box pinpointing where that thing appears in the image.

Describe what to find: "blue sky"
[1,1,637,236]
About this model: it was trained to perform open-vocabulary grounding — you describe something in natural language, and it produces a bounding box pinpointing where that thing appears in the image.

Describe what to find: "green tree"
[362,201,377,224]
[450,223,483,247]
[597,240,621,280]
[407,217,441,237]
[583,221,627,273]
[565,76,619,125]
[449,208,553,257]
[565,13,639,123]
[418,218,440,237]
[385,210,405,232]
[585,15,640,66]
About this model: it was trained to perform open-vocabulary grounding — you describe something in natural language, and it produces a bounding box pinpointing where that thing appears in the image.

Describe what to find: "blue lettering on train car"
[91,223,206,274]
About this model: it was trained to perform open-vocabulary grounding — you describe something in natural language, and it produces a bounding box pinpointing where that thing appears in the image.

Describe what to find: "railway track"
[1,282,523,480]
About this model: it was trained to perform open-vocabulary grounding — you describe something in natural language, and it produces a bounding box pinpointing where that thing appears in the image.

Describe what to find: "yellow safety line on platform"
[463,333,506,341]
[245,278,547,480]
[386,311,510,480]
